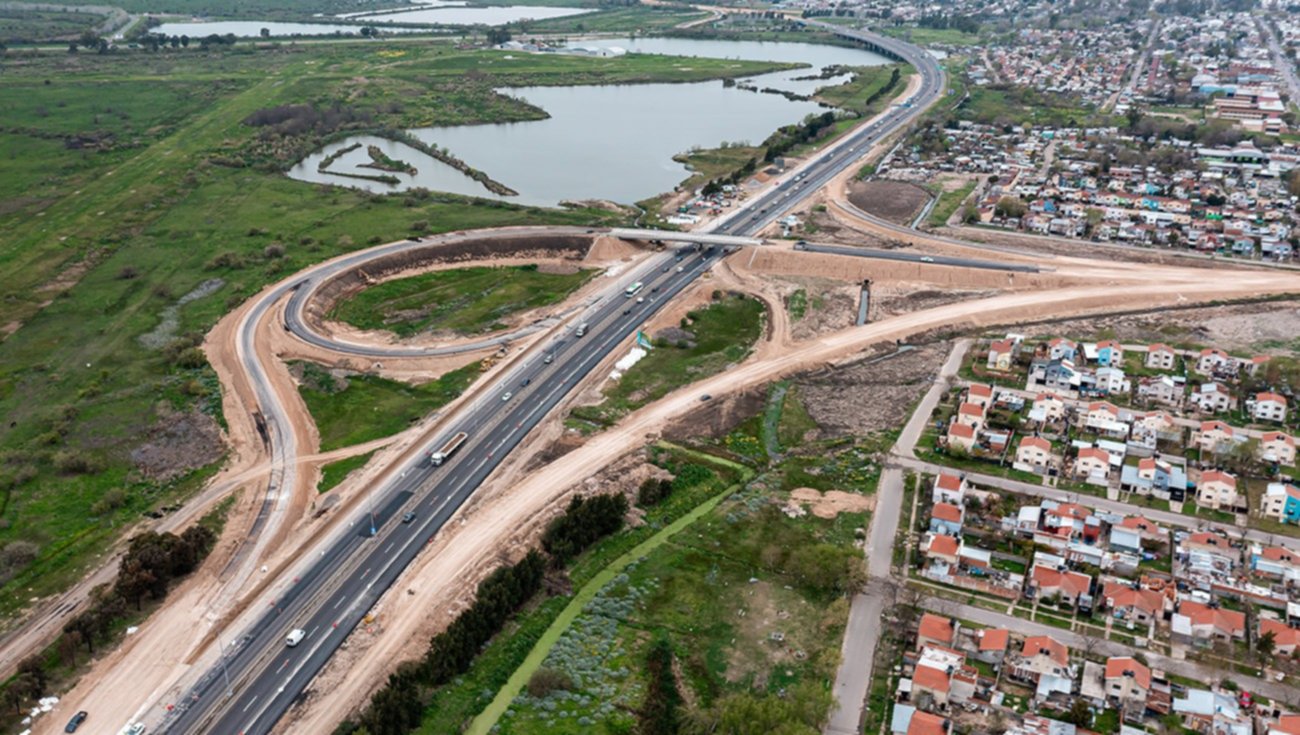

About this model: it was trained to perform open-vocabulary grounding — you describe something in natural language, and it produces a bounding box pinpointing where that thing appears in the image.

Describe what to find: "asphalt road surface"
[159,25,946,735]
[795,241,1039,273]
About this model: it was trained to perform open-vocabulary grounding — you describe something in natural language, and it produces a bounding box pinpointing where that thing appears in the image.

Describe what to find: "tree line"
[3,526,215,716]
[338,492,631,735]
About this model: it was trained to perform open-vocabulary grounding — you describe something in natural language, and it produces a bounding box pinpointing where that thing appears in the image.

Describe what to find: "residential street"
[920,597,1299,707]
[892,457,1300,553]
[825,339,971,735]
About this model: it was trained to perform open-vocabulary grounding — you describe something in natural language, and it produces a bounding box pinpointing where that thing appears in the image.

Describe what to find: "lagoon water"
[289,37,890,206]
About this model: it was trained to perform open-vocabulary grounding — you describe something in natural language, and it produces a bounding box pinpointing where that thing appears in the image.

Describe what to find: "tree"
[180,34,190,47]
[260,27,270,38]
[1258,630,1277,661]
[1063,697,1093,727]
[994,196,1026,220]
[486,28,511,45]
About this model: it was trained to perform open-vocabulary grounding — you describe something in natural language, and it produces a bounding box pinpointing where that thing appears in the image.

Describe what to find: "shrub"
[205,251,245,270]
[0,541,39,583]
[527,667,573,698]
[263,243,286,259]
[116,265,141,280]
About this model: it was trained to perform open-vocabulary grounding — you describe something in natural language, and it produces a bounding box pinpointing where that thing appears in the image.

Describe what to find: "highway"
[712,20,946,237]
[159,25,946,735]
[164,247,719,734]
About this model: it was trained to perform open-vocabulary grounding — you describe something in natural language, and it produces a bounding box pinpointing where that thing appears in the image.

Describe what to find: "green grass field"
[330,264,596,338]
[318,450,376,493]
[0,39,793,620]
[673,144,763,189]
[956,85,1114,128]
[928,181,976,227]
[571,293,765,425]
[815,63,910,116]
[295,361,479,451]
[878,26,983,47]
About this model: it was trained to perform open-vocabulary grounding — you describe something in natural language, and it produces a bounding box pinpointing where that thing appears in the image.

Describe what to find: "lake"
[288,37,890,207]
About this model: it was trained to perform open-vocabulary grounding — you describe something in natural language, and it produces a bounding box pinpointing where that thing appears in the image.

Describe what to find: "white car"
[919,256,935,263]
[502,392,513,401]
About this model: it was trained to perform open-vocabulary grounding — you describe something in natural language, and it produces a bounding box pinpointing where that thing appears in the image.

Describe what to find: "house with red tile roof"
[975,628,1010,664]
[1261,618,1300,656]
[1195,420,1236,453]
[957,402,986,429]
[1102,582,1166,625]
[947,421,976,451]
[1259,431,1297,466]
[1175,599,1245,642]
[967,383,995,409]
[932,473,966,505]
[1196,469,1239,511]
[1074,447,1111,481]
[1029,563,1092,606]
[917,613,957,650]
[930,502,964,536]
[925,534,959,566]
[1145,343,1177,370]
[1011,635,1072,686]
[1016,436,1054,471]
[1104,656,1151,707]
[987,339,1017,371]
[1252,392,1289,423]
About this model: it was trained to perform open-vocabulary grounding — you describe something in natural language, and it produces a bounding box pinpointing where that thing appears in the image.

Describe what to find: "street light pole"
[217,635,233,699]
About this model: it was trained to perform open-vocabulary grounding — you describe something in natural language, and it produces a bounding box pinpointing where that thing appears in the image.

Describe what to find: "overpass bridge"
[608,227,762,247]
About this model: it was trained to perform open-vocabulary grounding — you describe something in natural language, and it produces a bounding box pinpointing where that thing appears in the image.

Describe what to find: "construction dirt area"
[846,179,931,225]
[23,212,1300,734]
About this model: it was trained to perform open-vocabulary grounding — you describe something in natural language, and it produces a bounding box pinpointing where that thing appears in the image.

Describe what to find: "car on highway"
[700,394,712,401]
[65,711,88,733]
[544,353,554,364]
[920,256,935,263]
[575,323,588,337]
[123,724,145,735]
[521,378,532,387]
[636,296,645,304]
[651,286,659,293]
[286,629,305,647]
[402,512,416,524]
[623,308,631,315]
[501,392,512,401]
[676,266,684,273]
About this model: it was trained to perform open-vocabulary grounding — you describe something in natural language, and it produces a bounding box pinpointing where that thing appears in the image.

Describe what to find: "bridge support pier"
[856,279,872,326]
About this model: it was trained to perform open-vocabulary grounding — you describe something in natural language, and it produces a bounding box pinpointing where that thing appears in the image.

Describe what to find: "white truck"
[430,431,468,466]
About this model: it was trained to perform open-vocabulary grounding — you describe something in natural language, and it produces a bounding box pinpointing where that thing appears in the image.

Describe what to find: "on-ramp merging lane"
[161,25,946,735]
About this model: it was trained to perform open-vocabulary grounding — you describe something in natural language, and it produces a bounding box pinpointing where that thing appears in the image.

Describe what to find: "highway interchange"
[157,23,947,735]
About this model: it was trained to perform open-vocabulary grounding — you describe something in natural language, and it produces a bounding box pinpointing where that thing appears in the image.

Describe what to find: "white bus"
[624,281,644,298]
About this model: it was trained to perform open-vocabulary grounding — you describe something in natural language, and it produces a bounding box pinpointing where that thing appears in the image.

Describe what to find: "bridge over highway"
[607,227,762,247]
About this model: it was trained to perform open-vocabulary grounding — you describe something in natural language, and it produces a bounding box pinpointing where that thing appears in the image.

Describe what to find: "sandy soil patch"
[787,488,875,518]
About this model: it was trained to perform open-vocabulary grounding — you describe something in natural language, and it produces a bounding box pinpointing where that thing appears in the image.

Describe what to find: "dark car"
[65,711,88,733]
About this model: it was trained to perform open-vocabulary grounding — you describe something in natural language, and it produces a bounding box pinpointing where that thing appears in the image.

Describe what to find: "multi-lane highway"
[713,21,946,237]
[164,247,719,734]
[159,25,946,735]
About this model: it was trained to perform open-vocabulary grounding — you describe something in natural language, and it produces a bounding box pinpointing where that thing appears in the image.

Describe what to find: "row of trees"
[763,111,840,163]
[343,491,633,734]
[541,493,628,566]
[344,551,547,735]
[3,526,216,715]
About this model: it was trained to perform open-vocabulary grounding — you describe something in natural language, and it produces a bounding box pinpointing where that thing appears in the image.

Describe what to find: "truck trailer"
[430,431,468,466]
